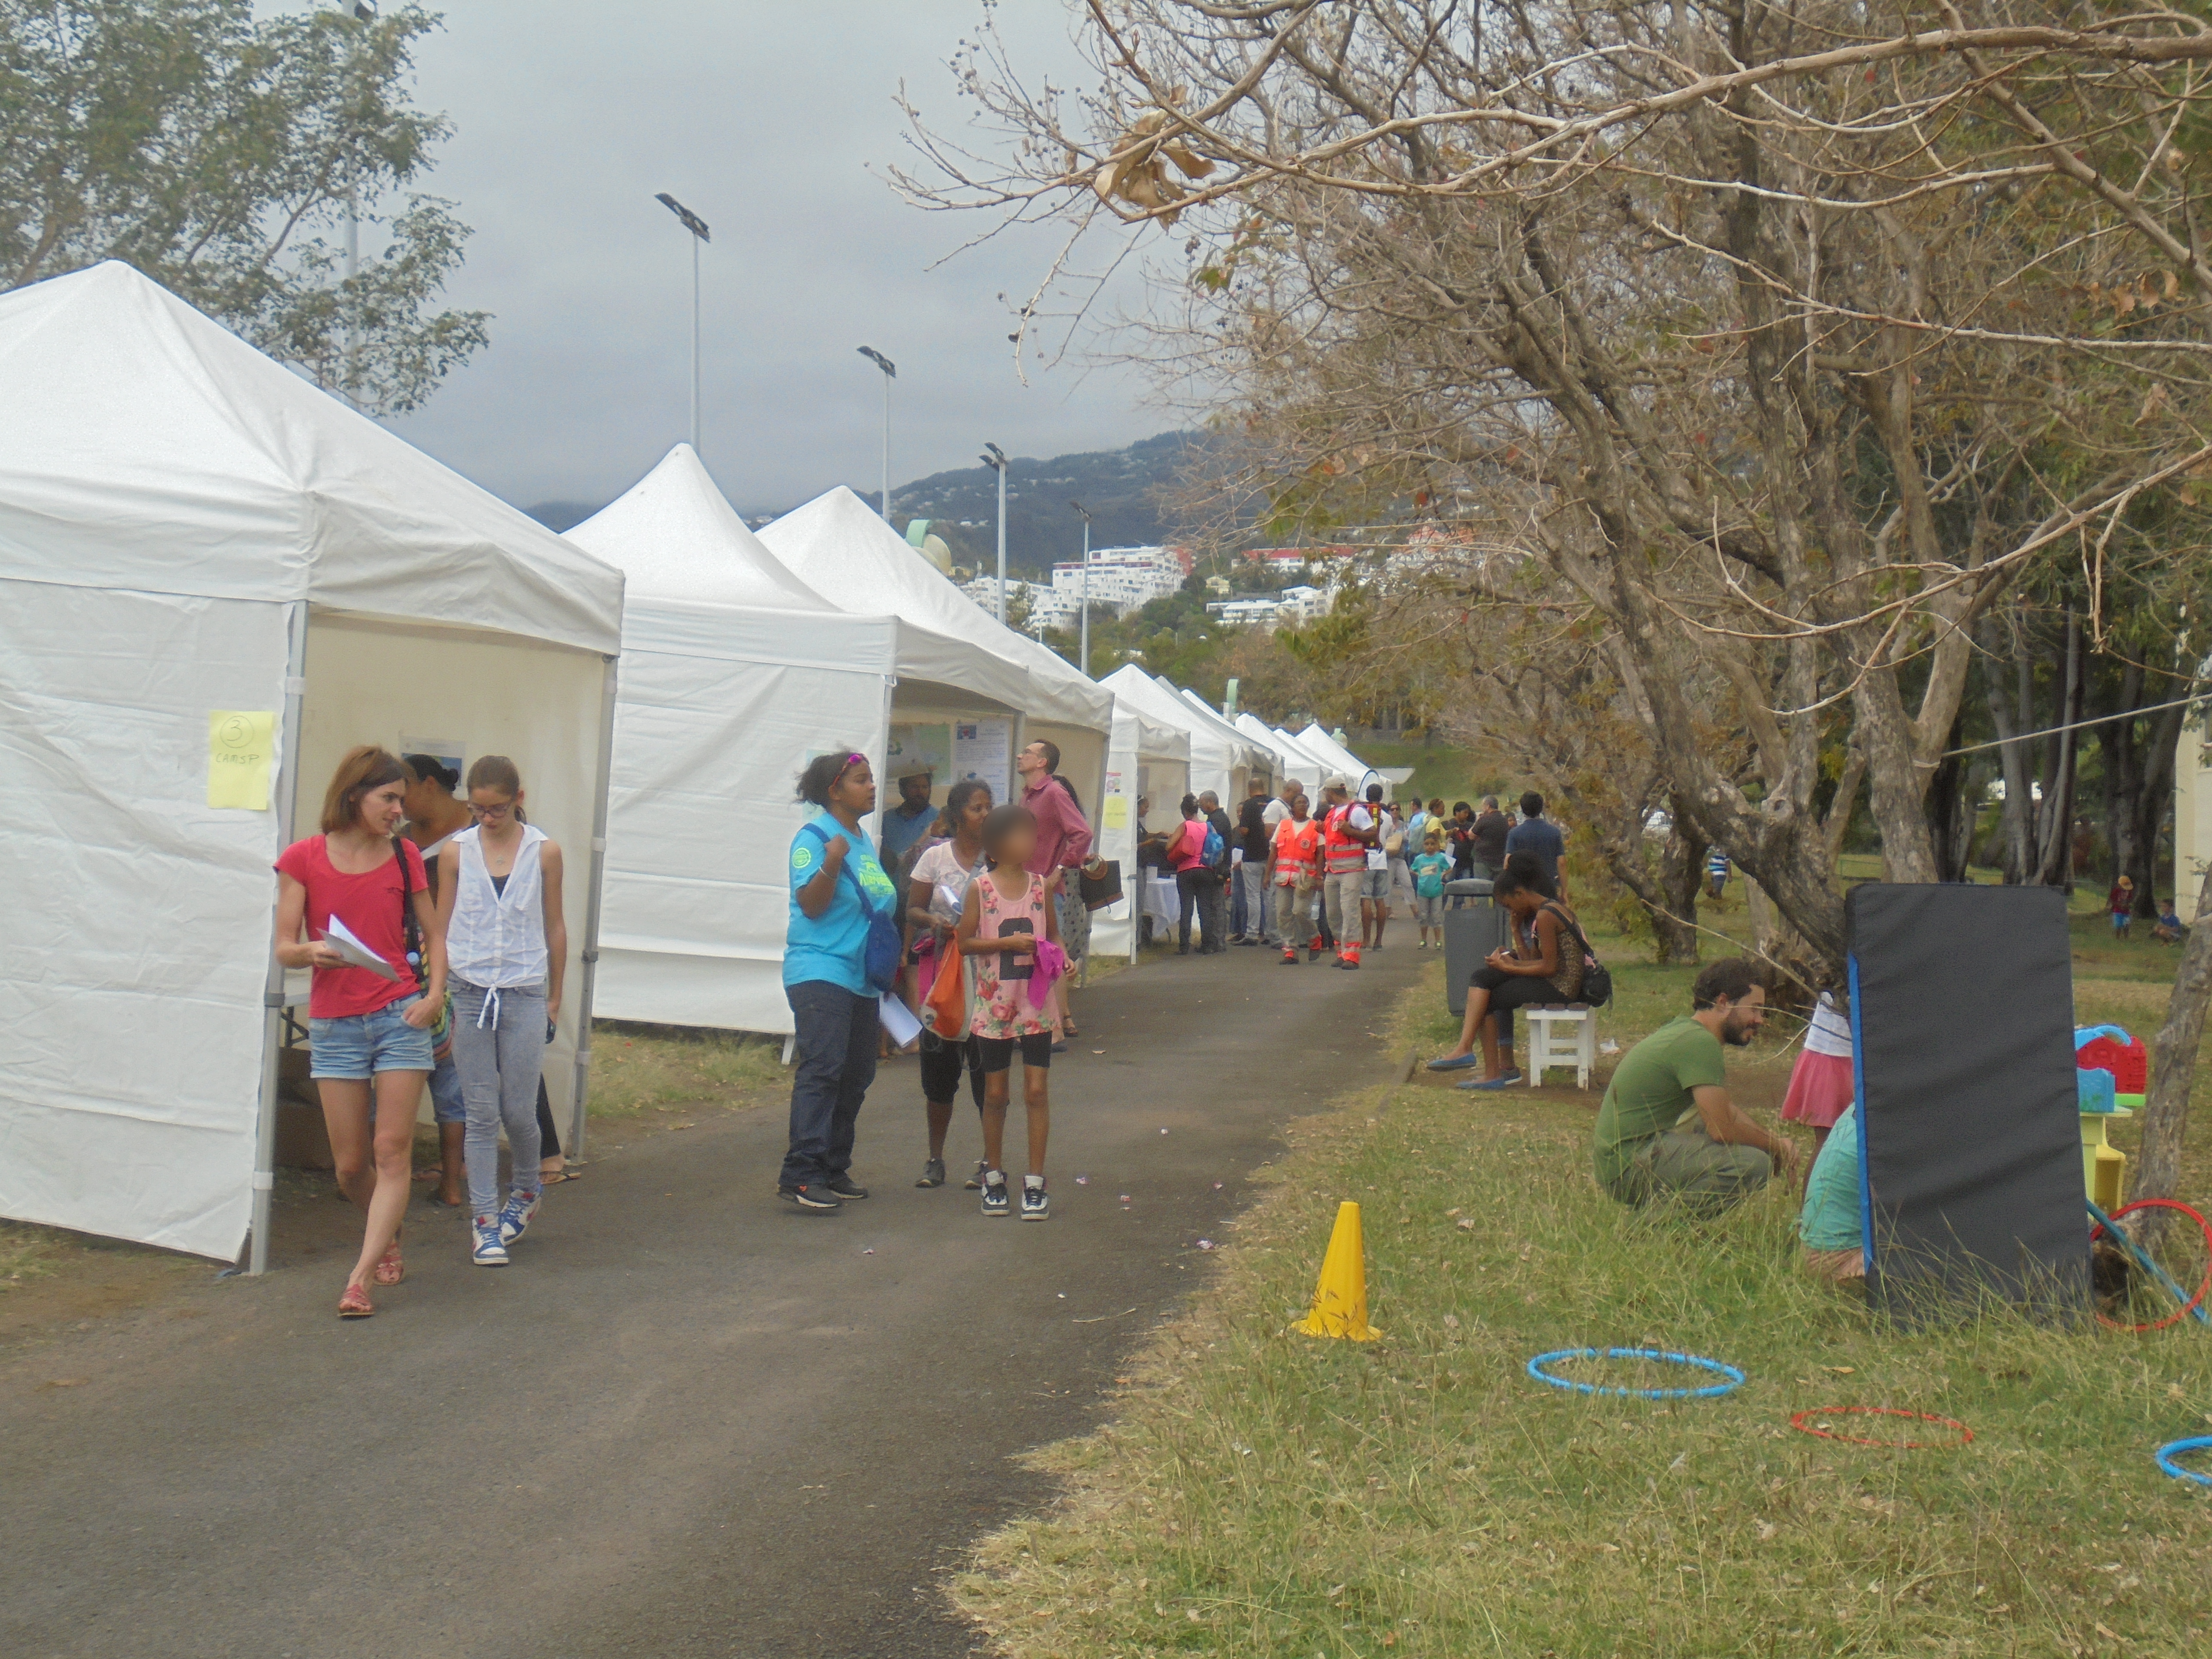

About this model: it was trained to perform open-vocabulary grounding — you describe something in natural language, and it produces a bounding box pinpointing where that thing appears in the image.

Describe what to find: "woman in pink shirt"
[273,746,447,1317]
[1015,739,1094,1044]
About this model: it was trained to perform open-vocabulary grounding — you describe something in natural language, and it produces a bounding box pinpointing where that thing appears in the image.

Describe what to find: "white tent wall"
[1090,706,1188,960]
[299,614,611,1136]
[0,581,286,1260]
[592,603,897,1036]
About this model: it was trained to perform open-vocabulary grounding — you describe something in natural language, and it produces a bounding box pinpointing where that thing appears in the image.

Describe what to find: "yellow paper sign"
[1103,795,1129,830]
[207,710,275,810]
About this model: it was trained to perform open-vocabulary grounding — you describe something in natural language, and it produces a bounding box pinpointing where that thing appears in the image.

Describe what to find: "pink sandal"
[337,1282,374,1319]
[373,1233,404,1286]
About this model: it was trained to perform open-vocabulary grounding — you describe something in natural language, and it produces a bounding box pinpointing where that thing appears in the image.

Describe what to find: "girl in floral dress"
[956,805,1063,1220]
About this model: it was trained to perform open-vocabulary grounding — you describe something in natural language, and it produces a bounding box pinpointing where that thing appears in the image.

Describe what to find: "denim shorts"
[309,994,434,1079]
[1359,868,1391,901]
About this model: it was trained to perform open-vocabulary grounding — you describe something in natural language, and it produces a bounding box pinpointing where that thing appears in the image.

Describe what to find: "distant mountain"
[886,431,1209,574]
[521,500,600,534]
[523,430,1211,571]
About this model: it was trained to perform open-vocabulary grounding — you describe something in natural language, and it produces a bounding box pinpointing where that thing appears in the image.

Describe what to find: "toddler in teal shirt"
[1410,829,1452,950]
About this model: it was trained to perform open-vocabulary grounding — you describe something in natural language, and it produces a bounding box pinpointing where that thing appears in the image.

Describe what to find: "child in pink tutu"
[1781,988,1854,1168]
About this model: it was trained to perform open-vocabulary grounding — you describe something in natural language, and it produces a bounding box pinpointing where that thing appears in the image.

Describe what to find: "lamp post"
[1070,499,1092,676]
[857,346,896,518]
[981,443,1009,622]
[654,192,711,452]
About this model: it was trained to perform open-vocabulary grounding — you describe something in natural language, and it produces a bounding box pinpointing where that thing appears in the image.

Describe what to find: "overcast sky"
[368,1,1162,514]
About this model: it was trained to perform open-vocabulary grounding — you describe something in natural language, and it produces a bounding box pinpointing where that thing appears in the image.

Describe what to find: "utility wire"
[1940,690,2207,759]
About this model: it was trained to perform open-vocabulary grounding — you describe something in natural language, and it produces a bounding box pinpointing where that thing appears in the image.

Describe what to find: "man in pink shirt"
[1017,738,1094,1047]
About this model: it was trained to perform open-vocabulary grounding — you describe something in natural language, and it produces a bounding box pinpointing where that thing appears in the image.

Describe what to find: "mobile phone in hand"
[545,1016,557,1044]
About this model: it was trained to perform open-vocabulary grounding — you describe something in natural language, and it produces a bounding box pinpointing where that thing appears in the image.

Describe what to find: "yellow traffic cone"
[1294,1200,1380,1340]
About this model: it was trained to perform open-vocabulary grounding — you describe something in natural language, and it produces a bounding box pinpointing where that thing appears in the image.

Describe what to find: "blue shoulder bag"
[798,823,902,995]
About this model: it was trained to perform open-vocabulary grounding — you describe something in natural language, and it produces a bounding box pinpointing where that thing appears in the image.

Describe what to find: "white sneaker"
[1019,1176,1050,1221]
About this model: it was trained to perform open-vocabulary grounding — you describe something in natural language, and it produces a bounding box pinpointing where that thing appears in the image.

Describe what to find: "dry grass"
[952,917,2212,1658]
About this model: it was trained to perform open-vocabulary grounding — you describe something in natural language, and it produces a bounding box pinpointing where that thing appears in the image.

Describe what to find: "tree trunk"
[1984,617,2035,884]
[1925,711,1972,882]
[2033,607,2084,889]
[1653,811,1705,965]
[2133,854,2212,1209]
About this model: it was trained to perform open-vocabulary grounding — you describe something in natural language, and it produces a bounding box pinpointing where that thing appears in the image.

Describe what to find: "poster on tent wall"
[952,717,1012,805]
[884,724,944,791]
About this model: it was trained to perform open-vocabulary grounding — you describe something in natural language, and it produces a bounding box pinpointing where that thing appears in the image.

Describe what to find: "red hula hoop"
[2090,1197,2212,1334]
[1789,1406,1975,1449]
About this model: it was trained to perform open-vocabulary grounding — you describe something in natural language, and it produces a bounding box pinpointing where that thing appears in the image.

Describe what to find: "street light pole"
[1070,499,1092,677]
[981,443,1008,622]
[857,346,897,518]
[654,193,711,452]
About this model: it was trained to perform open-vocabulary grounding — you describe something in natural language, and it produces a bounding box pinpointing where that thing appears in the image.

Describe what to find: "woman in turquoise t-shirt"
[1410,827,1452,950]
[778,750,897,1212]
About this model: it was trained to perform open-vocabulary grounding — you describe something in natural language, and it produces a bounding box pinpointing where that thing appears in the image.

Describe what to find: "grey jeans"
[450,977,546,1218]
[1240,862,1274,942]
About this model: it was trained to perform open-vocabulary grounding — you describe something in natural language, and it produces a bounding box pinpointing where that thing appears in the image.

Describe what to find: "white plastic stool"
[1525,1008,1596,1089]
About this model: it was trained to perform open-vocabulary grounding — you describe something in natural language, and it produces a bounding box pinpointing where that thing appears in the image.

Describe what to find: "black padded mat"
[1847,883,2088,1324]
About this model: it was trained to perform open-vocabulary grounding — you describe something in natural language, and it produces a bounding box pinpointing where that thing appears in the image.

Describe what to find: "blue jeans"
[1229,865,1249,936]
[780,981,879,1190]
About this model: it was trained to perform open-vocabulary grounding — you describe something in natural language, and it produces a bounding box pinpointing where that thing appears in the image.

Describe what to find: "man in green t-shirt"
[1593,958,1799,1214]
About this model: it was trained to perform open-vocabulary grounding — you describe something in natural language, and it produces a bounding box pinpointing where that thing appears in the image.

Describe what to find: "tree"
[2,1,486,414]
[901,0,2212,984]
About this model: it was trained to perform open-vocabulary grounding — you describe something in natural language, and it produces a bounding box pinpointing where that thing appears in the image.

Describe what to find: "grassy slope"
[955,893,2212,1658]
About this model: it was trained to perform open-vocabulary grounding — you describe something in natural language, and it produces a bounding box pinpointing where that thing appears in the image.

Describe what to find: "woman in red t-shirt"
[273,746,447,1318]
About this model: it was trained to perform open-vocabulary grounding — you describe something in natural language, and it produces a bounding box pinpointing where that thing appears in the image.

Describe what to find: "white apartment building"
[1047,545,1191,617]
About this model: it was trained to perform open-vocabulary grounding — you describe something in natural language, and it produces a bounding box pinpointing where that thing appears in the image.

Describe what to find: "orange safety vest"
[1323,805,1368,875]
[1272,817,1321,884]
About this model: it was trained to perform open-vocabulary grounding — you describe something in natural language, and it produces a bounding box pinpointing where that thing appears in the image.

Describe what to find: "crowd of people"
[274,734,1877,1314]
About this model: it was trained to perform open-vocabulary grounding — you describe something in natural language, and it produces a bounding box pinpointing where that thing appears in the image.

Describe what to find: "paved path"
[1,940,1420,1659]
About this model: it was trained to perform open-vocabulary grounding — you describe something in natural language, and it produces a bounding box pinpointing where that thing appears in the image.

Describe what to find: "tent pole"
[567,653,622,1161]
[248,600,311,1276]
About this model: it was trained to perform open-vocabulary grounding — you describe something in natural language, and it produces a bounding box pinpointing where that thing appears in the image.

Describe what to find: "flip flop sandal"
[540,1170,581,1184]
[373,1235,405,1286]
[337,1283,375,1319]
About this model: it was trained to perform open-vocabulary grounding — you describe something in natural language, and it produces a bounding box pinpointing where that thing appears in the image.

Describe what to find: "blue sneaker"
[1427,1052,1483,1072]
[1458,1069,1525,1092]
[471,1218,508,1267]
[980,1170,1012,1217]
[496,1188,541,1246]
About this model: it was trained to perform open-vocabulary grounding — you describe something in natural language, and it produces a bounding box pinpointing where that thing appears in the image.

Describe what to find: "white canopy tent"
[1162,680,1275,804]
[758,486,1115,833]
[1268,724,1338,792]
[1231,712,1307,788]
[1300,723,1381,792]
[566,446,1031,1035]
[1089,698,1189,961]
[0,262,626,1267]
[1097,665,1266,814]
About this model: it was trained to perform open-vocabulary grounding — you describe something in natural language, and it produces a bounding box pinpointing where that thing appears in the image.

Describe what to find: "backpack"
[1201,822,1225,869]
[1542,901,1613,1006]
[797,822,902,996]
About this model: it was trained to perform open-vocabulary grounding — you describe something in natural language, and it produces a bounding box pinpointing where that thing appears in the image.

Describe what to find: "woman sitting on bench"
[1427,861,1585,1091]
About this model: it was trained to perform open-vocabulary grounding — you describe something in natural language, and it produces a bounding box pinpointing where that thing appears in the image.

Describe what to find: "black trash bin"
[1443,879,1509,1017]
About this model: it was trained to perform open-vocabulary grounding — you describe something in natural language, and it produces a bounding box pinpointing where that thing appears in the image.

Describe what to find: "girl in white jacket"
[435,756,567,1267]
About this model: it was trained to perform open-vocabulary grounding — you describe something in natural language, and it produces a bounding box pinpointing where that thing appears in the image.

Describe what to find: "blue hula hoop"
[1527,1346,1746,1401]
[2154,1436,2212,1488]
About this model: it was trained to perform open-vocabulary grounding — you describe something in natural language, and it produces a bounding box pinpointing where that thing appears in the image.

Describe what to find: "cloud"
[374,0,1162,514]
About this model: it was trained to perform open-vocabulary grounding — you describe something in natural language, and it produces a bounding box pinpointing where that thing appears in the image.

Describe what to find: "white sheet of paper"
[321,914,399,980]
[878,994,923,1048]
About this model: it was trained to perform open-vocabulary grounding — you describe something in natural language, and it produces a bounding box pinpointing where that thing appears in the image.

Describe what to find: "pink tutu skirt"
[1781,1049,1854,1128]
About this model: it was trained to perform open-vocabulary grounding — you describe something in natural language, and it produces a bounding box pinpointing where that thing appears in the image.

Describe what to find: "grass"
[954,903,2212,1658]
[585,1021,789,1119]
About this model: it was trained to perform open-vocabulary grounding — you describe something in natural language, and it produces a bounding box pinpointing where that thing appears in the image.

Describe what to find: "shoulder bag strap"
[1542,900,1597,961]
[392,834,422,968]
[800,822,874,918]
